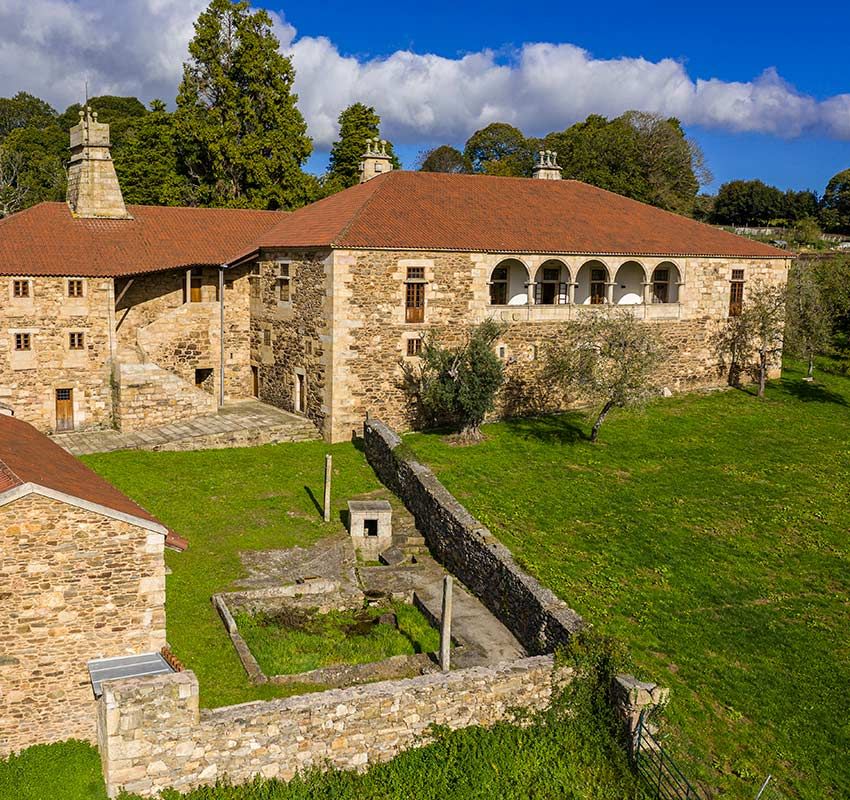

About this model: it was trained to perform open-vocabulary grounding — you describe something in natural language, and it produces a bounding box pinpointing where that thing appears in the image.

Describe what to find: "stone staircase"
[113,351,217,433]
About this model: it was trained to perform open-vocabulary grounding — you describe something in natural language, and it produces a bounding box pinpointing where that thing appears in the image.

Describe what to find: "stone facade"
[98,657,561,798]
[250,247,788,442]
[363,418,584,653]
[0,275,114,433]
[0,493,166,755]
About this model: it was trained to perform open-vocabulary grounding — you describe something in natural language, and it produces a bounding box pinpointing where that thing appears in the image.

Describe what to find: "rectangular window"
[14,333,31,351]
[263,329,272,347]
[67,279,84,298]
[13,280,29,298]
[69,332,84,350]
[406,338,422,357]
[406,266,425,280]
[729,270,745,316]
[405,282,425,323]
[498,345,507,360]
[277,263,291,303]
[490,266,508,305]
[590,269,606,305]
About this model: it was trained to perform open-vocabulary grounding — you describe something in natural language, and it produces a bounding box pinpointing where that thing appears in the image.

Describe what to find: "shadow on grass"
[778,378,848,406]
[502,412,588,444]
[304,485,323,517]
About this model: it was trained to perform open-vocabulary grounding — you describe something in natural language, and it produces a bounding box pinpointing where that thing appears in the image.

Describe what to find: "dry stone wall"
[363,419,584,654]
[98,656,561,798]
[0,276,113,432]
[0,494,166,755]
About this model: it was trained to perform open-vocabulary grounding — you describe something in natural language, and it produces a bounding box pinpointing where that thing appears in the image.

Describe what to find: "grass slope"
[405,363,850,799]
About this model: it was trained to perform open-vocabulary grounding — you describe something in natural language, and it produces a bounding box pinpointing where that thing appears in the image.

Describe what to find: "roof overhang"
[0,481,187,550]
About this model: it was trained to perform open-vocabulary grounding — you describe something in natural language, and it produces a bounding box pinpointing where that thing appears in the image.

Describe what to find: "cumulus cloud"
[0,0,847,148]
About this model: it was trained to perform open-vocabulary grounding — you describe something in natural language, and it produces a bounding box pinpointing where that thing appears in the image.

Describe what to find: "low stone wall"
[98,657,562,798]
[363,419,584,654]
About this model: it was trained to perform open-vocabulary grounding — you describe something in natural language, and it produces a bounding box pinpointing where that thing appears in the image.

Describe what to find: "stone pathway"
[51,400,319,455]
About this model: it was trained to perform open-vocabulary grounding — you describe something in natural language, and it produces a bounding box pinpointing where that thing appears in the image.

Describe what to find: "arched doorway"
[651,262,681,303]
[575,260,609,305]
[533,260,570,305]
[614,261,646,305]
[489,259,529,305]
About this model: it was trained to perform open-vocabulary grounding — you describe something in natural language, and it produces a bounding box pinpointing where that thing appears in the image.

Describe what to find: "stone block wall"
[322,249,788,440]
[0,494,167,755]
[0,275,114,432]
[363,419,584,654]
[250,249,331,431]
[98,656,561,798]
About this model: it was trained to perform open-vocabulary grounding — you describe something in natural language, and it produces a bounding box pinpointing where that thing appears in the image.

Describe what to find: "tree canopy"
[326,103,399,190]
[820,169,850,233]
[418,145,470,174]
[464,123,533,177]
[174,0,314,209]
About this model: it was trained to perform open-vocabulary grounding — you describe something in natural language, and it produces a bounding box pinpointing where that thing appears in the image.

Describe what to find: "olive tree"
[714,280,786,397]
[545,311,666,443]
[785,261,833,380]
[402,320,506,442]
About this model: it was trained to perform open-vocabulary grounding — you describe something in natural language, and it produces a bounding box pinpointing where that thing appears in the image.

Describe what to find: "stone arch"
[614,260,647,305]
[533,259,570,305]
[651,261,681,303]
[575,260,610,305]
[489,258,530,306]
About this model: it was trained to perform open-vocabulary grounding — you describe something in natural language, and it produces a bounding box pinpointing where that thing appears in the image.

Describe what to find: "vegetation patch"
[235,602,440,676]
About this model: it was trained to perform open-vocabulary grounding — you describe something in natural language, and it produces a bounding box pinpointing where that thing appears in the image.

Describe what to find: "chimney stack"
[532,150,562,180]
[66,106,131,219]
[359,138,393,183]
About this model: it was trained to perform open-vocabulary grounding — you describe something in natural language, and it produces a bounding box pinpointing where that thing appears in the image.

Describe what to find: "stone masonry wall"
[0,494,166,755]
[250,249,331,433]
[325,250,789,440]
[0,275,114,432]
[363,418,584,654]
[98,657,561,798]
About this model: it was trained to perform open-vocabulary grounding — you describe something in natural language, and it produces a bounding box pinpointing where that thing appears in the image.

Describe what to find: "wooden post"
[440,575,453,671]
[323,454,332,523]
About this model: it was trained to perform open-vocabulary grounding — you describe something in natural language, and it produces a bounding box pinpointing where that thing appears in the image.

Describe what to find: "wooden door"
[405,282,425,323]
[190,269,203,302]
[55,388,74,432]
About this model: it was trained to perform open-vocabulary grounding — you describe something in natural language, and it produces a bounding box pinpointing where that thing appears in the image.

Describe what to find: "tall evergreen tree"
[174,0,313,209]
[113,100,192,206]
[326,102,399,190]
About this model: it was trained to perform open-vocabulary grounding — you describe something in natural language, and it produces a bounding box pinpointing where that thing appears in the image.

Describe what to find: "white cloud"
[0,0,847,148]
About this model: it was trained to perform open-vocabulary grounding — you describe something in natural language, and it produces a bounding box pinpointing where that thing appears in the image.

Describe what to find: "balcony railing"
[487,303,683,322]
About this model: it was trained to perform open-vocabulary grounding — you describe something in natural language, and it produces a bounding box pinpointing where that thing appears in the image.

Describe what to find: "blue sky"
[280,0,850,193]
[1,0,848,195]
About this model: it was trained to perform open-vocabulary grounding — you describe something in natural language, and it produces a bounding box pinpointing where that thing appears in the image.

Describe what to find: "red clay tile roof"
[250,171,788,259]
[0,413,186,550]
[0,202,283,277]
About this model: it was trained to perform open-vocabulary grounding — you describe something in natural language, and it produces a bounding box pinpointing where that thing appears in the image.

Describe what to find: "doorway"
[294,371,305,413]
[252,366,259,398]
[55,388,74,432]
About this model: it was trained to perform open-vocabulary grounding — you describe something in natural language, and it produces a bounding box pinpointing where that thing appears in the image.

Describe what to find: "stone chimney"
[532,150,562,180]
[66,106,132,219]
[359,137,393,183]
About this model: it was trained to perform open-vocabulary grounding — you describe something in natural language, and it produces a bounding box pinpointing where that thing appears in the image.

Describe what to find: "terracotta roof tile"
[0,202,283,277]
[0,414,186,550]
[252,172,787,259]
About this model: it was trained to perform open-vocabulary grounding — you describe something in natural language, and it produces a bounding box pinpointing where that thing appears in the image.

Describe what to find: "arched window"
[489,260,529,306]
[652,263,681,303]
[534,260,569,305]
[575,261,609,305]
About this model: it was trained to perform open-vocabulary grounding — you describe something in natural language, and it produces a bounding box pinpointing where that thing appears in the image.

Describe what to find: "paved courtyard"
[51,400,319,455]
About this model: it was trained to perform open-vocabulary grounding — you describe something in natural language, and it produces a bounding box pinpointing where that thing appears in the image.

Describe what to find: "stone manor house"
[0,111,790,442]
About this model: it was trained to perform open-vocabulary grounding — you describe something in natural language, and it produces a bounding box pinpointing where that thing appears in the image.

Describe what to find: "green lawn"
[82,440,384,708]
[236,601,441,676]
[403,362,850,800]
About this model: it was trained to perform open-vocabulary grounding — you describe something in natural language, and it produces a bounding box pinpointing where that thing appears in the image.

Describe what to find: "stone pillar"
[568,282,576,305]
[440,575,453,671]
[606,282,615,306]
[613,674,669,753]
[642,282,652,305]
[526,282,535,306]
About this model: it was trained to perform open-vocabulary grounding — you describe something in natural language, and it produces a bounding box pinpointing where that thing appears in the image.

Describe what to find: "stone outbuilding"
[0,412,186,755]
